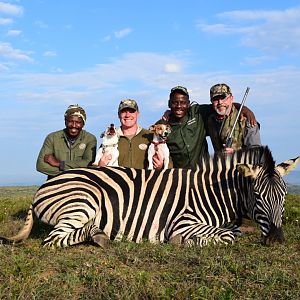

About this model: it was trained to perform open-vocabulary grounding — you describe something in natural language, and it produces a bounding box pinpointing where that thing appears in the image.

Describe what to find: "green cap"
[64,104,86,124]
[210,83,232,100]
[118,99,139,113]
[170,86,189,98]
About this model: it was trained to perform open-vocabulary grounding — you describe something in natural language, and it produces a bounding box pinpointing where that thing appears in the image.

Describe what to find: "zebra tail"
[0,205,34,245]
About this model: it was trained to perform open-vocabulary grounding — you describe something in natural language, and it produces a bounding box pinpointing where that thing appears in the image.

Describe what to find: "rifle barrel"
[225,87,250,147]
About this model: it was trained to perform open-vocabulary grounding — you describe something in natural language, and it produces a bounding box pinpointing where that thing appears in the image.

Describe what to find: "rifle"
[225,87,250,148]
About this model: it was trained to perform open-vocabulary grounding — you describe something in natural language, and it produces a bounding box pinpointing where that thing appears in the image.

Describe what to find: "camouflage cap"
[118,99,139,113]
[64,104,86,124]
[170,86,189,98]
[210,83,232,100]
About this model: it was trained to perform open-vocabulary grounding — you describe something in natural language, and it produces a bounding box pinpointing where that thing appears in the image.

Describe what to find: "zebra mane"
[199,146,275,173]
[260,146,276,177]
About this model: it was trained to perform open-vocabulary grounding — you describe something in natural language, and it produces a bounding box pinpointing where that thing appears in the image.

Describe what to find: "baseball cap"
[118,99,139,113]
[210,83,232,100]
[64,104,86,124]
[170,86,189,98]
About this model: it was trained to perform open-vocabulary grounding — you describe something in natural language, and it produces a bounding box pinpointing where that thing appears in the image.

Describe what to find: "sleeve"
[244,123,261,148]
[191,103,213,123]
[155,118,168,125]
[36,134,61,176]
[63,134,97,170]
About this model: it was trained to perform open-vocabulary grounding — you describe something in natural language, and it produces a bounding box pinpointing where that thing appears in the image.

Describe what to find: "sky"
[0,0,300,186]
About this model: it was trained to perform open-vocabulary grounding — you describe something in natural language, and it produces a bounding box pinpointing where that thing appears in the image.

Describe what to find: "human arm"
[152,151,164,170]
[198,102,256,127]
[244,123,261,147]
[97,153,112,167]
[152,149,173,170]
[62,134,97,170]
[233,103,257,126]
[36,134,62,176]
[36,132,97,176]
[161,110,171,121]
[222,122,261,155]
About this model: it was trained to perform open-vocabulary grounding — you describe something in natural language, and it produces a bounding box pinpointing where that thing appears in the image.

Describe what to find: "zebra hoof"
[92,233,110,248]
[169,234,183,245]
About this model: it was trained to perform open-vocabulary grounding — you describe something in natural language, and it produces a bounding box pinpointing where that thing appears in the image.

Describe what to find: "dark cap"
[64,104,86,124]
[118,99,139,113]
[210,83,232,100]
[170,86,189,98]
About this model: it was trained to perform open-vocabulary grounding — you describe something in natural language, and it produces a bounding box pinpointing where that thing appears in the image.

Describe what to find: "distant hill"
[287,184,300,195]
[285,170,300,185]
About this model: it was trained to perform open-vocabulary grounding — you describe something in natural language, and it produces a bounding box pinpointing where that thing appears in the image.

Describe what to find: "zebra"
[0,146,299,248]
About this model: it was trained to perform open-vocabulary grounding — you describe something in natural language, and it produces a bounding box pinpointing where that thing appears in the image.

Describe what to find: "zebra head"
[237,147,300,246]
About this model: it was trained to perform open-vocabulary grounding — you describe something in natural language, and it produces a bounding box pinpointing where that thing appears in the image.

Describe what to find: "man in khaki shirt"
[97,99,171,169]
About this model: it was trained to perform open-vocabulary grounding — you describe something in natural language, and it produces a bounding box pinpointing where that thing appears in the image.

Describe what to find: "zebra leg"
[42,219,109,248]
[90,225,110,248]
[171,223,236,247]
[222,223,242,237]
[169,233,183,245]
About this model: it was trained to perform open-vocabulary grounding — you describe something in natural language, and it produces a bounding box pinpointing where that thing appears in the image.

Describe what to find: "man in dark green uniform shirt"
[162,86,211,168]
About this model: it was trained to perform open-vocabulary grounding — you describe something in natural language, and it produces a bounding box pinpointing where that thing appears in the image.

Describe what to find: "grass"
[0,186,299,300]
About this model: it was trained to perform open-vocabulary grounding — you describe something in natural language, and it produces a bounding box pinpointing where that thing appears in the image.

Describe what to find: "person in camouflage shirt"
[207,83,261,155]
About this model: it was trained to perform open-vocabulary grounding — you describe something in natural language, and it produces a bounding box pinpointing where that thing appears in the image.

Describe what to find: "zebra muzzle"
[261,223,284,246]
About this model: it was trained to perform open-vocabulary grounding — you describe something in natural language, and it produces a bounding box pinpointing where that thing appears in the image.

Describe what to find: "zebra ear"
[276,156,300,176]
[237,164,262,178]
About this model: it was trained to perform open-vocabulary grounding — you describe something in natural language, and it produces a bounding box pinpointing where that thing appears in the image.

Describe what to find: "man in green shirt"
[159,86,211,169]
[36,104,97,179]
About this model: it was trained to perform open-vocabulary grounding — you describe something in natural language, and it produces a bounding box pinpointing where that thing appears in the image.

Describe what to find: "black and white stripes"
[1,146,299,248]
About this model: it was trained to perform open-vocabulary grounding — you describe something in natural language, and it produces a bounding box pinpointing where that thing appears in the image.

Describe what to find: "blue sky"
[0,0,300,185]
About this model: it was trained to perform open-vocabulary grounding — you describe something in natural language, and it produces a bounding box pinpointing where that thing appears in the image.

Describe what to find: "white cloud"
[0,2,23,15]
[0,42,32,62]
[0,62,9,71]
[241,55,275,66]
[43,51,57,57]
[6,29,21,36]
[197,6,300,56]
[197,22,253,34]
[163,63,181,73]
[0,17,12,25]
[114,27,132,39]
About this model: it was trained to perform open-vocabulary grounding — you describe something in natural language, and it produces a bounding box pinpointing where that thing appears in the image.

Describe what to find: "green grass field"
[0,186,299,300]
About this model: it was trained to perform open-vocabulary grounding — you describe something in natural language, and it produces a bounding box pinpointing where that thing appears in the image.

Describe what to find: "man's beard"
[216,105,230,116]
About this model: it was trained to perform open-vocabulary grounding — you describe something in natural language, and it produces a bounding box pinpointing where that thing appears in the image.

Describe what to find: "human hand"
[44,154,60,167]
[98,153,112,167]
[222,145,234,155]
[240,106,257,127]
[152,151,164,170]
[162,110,171,121]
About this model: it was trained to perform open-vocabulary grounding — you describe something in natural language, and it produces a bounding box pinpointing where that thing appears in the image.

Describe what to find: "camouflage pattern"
[64,104,86,124]
[118,99,139,113]
[170,86,189,98]
[210,83,232,100]
[207,105,246,151]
